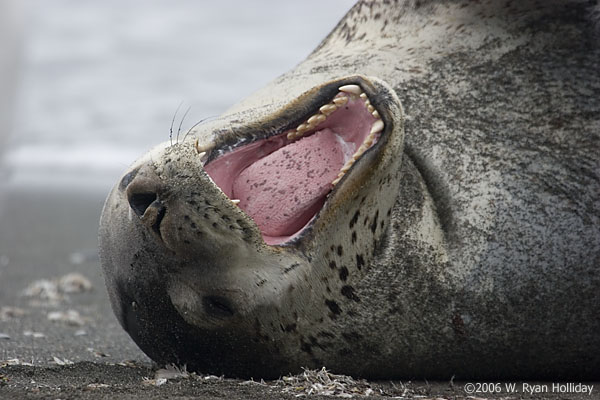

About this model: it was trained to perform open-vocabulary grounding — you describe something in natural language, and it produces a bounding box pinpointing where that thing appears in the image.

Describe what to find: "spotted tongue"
[232,128,345,237]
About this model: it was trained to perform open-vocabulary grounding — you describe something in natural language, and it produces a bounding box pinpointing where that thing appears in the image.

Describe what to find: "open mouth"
[203,83,385,245]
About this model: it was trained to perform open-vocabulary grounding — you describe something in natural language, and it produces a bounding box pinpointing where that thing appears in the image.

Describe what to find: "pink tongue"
[232,128,344,237]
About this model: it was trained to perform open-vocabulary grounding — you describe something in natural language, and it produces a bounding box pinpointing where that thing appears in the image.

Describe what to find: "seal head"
[99,76,404,376]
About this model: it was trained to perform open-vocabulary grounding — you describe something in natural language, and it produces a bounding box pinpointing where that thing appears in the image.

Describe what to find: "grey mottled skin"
[99,0,600,379]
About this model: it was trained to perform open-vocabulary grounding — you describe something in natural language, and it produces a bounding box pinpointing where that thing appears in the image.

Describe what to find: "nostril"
[119,167,140,191]
[202,295,235,318]
[129,192,158,217]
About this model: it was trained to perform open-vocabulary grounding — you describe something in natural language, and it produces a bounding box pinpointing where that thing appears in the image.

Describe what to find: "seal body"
[99,0,600,379]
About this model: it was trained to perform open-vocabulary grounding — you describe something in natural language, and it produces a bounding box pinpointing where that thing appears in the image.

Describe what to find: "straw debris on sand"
[21,272,93,304]
[140,364,429,398]
[276,367,375,397]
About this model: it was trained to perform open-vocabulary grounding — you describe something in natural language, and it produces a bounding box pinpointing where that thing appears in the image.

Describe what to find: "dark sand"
[0,188,597,399]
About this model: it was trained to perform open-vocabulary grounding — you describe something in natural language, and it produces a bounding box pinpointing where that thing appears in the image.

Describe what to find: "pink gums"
[204,97,377,245]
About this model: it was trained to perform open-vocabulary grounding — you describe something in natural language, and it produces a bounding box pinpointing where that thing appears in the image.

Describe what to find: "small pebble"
[47,310,85,326]
[23,330,46,338]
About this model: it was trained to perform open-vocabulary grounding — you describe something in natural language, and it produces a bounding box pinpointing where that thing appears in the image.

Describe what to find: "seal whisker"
[182,116,216,143]
[169,101,184,147]
[176,105,192,145]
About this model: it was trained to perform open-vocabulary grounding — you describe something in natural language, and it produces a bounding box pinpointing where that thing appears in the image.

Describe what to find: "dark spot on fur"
[351,231,357,244]
[337,246,343,256]
[318,331,335,339]
[284,263,300,274]
[349,210,360,228]
[341,285,360,302]
[341,331,364,341]
[329,261,337,270]
[281,323,297,333]
[452,313,467,337]
[387,208,392,217]
[326,300,341,315]
[339,267,349,281]
[370,210,379,234]
[356,254,365,270]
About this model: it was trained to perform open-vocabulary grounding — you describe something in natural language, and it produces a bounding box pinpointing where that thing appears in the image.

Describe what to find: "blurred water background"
[1,0,355,194]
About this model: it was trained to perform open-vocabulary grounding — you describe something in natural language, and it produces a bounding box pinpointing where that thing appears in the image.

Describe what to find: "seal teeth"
[319,104,337,115]
[307,114,326,126]
[288,99,341,142]
[195,140,215,153]
[370,120,384,135]
[231,199,241,205]
[333,96,348,106]
[332,92,385,187]
[339,84,361,95]
[281,83,385,188]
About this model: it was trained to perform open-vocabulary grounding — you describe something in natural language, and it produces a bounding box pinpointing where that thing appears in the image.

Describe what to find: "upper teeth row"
[286,84,381,142]
[331,119,383,186]
[332,85,384,186]
[283,84,385,187]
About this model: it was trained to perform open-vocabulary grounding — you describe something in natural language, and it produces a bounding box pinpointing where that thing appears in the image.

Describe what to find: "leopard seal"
[99,0,600,379]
